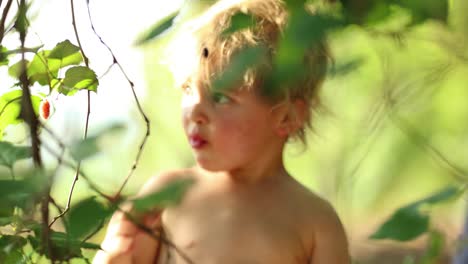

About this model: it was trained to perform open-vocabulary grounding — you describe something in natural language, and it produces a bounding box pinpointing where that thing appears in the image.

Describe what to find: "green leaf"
[0,141,31,169]
[48,40,81,61]
[0,91,22,139]
[27,42,83,86]
[393,0,448,25]
[28,51,57,85]
[59,66,98,95]
[370,186,460,241]
[135,10,179,45]
[67,197,112,239]
[370,204,429,241]
[212,45,268,92]
[0,90,42,139]
[0,46,9,66]
[0,235,27,264]
[222,13,256,37]
[0,176,47,213]
[3,249,26,264]
[28,228,101,260]
[70,123,125,161]
[413,186,459,206]
[132,177,195,212]
[421,230,444,262]
[8,60,28,79]
[0,235,28,249]
[14,1,28,35]
[271,11,341,93]
[0,217,13,226]
[70,136,100,161]
[28,232,81,260]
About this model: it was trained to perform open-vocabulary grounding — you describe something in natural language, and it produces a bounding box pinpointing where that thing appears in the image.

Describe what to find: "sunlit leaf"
[48,40,81,61]
[27,42,82,86]
[132,177,195,212]
[67,197,112,239]
[0,141,31,169]
[135,10,180,45]
[0,89,45,131]
[28,51,57,85]
[59,66,98,95]
[370,186,460,241]
[0,90,22,139]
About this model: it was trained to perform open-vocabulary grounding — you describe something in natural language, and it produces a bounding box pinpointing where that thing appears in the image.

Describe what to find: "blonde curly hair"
[175,0,329,144]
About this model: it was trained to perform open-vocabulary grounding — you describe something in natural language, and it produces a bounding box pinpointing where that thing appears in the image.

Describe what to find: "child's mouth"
[188,135,207,149]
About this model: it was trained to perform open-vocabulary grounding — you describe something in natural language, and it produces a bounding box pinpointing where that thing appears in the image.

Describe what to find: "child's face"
[181,80,283,172]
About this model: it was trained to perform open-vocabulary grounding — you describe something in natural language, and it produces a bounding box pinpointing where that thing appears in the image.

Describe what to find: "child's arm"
[309,204,351,264]
[92,209,161,264]
[92,172,177,264]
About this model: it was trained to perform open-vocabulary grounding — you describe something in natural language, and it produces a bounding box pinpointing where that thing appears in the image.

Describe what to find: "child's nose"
[183,91,208,125]
[189,101,209,124]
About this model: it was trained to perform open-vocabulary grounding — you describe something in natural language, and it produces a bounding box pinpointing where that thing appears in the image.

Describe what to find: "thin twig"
[40,140,194,263]
[48,0,95,228]
[48,146,67,228]
[41,141,112,200]
[85,0,150,197]
[119,209,194,264]
[0,0,13,43]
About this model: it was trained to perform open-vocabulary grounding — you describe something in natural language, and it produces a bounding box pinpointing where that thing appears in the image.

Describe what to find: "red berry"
[40,99,50,120]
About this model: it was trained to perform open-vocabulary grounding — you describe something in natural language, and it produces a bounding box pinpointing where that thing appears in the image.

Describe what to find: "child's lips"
[188,134,207,149]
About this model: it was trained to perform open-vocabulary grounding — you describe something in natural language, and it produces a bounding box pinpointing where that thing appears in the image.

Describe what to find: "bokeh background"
[2,0,468,263]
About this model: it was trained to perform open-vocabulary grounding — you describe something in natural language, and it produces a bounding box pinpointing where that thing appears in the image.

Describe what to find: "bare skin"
[94,166,350,264]
[93,76,350,263]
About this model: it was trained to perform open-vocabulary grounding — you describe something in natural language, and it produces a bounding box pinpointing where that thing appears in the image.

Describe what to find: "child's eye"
[211,92,231,104]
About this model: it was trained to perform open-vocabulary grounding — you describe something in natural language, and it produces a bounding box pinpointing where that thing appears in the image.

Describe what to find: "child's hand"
[92,209,161,264]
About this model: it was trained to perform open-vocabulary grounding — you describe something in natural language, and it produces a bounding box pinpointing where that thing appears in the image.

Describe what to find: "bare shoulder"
[283,177,351,263]
[138,168,197,196]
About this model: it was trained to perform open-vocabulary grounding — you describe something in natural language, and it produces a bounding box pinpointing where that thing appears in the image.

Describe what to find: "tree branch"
[85,0,150,197]
[0,0,13,43]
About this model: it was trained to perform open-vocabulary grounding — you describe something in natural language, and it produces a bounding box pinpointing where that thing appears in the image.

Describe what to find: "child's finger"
[92,235,133,264]
[132,213,162,263]
[132,230,160,264]
[106,211,139,237]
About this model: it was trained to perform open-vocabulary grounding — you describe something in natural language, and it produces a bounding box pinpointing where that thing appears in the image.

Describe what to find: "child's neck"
[197,150,288,186]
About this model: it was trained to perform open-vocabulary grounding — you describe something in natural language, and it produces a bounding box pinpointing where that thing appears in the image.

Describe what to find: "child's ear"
[272,99,307,138]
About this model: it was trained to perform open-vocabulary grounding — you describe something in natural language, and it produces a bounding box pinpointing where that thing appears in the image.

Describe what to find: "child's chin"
[195,158,225,172]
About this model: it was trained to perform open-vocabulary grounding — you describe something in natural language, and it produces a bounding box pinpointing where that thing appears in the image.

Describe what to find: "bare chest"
[156,187,310,264]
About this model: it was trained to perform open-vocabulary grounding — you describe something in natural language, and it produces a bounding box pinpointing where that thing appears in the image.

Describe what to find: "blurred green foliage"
[0,0,467,263]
